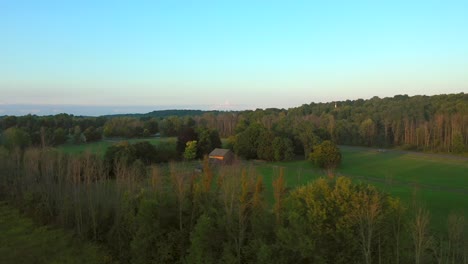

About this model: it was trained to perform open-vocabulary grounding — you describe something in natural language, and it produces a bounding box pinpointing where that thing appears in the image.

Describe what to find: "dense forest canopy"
[0,148,466,264]
[1,93,467,154]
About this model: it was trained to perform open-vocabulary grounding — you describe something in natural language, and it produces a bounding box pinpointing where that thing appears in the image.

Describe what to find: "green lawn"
[256,146,468,230]
[0,202,110,264]
[56,137,176,157]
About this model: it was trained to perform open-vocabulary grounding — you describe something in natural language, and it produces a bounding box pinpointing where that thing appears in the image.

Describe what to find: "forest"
[0,148,466,264]
[1,93,467,156]
[0,93,467,263]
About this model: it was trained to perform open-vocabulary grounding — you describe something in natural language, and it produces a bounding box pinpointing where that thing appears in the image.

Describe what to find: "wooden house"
[208,148,234,165]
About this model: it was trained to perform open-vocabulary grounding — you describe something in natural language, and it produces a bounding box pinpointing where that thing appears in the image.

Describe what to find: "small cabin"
[208,148,234,165]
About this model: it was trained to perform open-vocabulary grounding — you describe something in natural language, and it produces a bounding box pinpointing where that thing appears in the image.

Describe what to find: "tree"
[196,128,221,158]
[72,125,83,144]
[387,197,406,264]
[53,127,67,145]
[133,141,158,164]
[234,124,265,159]
[83,126,102,142]
[309,140,342,177]
[1,116,17,130]
[103,117,144,138]
[187,214,222,264]
[360,118,376,146]
[209,130,222,150]
[184,141,198,161]
[272,169,286,225]
[295,122,321,159]
[276,177,360,263]
[176,127,198,157]
[160,116,183,136]
[353,187,383,264]
[1,127,31,150]
[272,137,294,161]
[411,208,432,264]
[144,118,159,134]
[452,132,465,153]
[257,131,275,161]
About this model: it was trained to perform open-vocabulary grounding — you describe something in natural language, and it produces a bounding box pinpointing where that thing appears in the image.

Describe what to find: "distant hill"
[104,109,226,119]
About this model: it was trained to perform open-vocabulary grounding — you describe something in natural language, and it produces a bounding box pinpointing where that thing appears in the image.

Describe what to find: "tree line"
[0,147,466,264]
[1,93,467,154]
[199,93,467,154]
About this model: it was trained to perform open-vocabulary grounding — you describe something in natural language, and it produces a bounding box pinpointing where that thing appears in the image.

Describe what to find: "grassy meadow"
[256,146,468,229]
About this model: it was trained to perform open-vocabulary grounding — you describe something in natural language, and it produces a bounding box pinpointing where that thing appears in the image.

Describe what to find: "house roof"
[209,148,232,157]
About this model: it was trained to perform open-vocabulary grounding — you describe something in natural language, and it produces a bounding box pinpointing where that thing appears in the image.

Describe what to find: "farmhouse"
[208,148,234,165]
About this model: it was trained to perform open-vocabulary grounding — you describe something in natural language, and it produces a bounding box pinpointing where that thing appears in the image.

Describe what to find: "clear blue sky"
[1,0,467,114]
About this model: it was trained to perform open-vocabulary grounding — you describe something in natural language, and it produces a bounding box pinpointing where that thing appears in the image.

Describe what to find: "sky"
[1,0,468,115]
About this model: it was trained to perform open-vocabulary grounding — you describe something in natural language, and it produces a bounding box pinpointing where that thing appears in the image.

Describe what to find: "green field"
[56,137,176,156]
[256,146,468,230]
[0,202,109,264]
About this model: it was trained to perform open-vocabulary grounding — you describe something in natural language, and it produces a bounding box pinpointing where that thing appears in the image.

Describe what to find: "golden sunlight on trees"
[309,140,342,177]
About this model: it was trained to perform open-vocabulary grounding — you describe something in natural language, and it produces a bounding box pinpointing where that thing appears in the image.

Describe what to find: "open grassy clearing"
[0,202,109,264]
[256,146,468,230]
[56,137,176,156]
[339,146,468,191]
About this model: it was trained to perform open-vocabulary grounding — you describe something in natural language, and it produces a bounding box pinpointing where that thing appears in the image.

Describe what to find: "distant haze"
[0,104,252,117]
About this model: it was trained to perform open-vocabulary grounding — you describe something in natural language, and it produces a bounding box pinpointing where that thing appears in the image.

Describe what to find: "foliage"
[103,117,144,138]
[234,123,266,159]
[73,125,84,144]
[276,177,393,263]
[186,214,222,264]
[53,127,68,145]
[196,128,222,158]
[83,126,102,142]
[2,93,466,155]
[452,132,465,153]
[184,140,198,161]
[160,116,183,136]
[176,127,198,156]
[272,137,294,161]
[309,140,342,175]
[143,118,159,134]
[1,127,31,150]
[131,198,181,264]
[0,144,467,264]
[104,140,168,174]
[0,202,109,264]
[257,130,275,161]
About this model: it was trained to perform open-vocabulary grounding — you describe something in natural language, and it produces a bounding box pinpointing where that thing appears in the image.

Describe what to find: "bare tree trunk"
[412,208,432,264]
[355,190,382,264]
[170,162,187,231]
[447,213,465,264]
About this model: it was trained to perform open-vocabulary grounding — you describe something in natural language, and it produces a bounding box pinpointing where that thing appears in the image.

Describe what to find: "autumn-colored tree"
[272,167,286,225]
